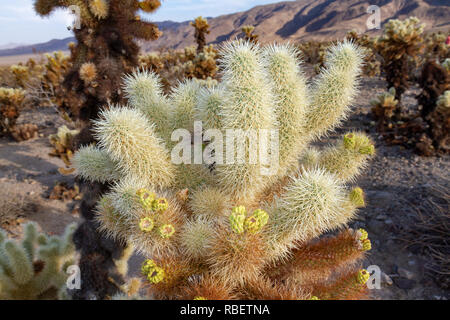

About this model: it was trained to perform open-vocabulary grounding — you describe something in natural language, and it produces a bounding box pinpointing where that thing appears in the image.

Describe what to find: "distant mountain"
[0,43,28,50]
[1,0,449,57]
[0,37,75,57]
[143,0,450,51]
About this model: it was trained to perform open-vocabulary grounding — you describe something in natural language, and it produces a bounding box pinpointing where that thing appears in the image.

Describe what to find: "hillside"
[143,0,450,51]
[0,0,448,57]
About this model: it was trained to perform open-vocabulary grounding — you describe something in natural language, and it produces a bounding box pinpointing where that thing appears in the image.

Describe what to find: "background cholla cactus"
[183,45,218,80]
[423,31,450,64]
[139,45,218,91]
[49,125,80,166]
[39,51,71,108]
[0,223,76,300]
[34,0,163,300]
[417,60,449,119]
[376,17,425,107]
[371,87,398,130]
[0,87,38,141]
[242,25,259,44]
[73,40,376,300]
[0,87,26,135]
[296,40,330,74]
[424,90,450,154]
[191,16,210,53]
[34,0,162,132]
[414,59,449,155]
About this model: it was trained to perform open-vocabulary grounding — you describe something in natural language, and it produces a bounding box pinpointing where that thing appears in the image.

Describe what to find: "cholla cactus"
[183,45,218,80]
[34,0,161,123]
[427,90,450,153]
[443,59,450,73]
[74,40,375,300]
[0,87,26,135]
[242,26,259,44]
[49,125,80,166]
[376,17,425,105]
[191,16,210,53]
[371,87,399,128]
[0,223,76,300]
[423,32,450,63]
[0,87,37,141]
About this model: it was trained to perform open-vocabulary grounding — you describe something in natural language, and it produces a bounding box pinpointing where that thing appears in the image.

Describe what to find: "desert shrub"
[0,222,77,299]
[0,184,37,227]
[73,40,376,300]
[400,181,450,289]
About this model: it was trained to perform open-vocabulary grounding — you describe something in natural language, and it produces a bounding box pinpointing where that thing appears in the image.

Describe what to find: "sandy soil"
[0,75,448,300]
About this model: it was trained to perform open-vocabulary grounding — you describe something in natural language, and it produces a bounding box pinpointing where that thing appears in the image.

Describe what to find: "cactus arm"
[305,41,364,139]
[73,145,122,183]
[93,106,175,188]
[262,44,309,173]
[122,70,171,141]
[316,132,375,182]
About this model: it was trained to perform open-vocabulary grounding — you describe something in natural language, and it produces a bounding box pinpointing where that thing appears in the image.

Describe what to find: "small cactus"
[0,223,77,300]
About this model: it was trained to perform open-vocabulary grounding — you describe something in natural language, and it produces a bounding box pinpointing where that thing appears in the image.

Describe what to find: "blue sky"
[0,0,285,46]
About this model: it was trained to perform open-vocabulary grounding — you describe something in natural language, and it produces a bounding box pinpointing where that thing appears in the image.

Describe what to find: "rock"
[393,277,416,290]
[381,272,393,286]
[398,268,414,280]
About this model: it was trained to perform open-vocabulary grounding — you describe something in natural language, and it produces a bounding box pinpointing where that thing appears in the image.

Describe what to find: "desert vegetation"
[0,0,448,302]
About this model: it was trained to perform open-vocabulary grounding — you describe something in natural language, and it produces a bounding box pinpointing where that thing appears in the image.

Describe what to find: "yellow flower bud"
[139,217,155,232]
[230,206,246,234]
[244,215,260,234]
[136,189,155,211]
[152,198,169,212]
[358,228,369,241]
[350,187,365,208]
[147,266,165,284]
[362,239,372,251]
[253,209,269,228]
[357,269,370,285]
[159,224,175,239]
[343,133,356,150]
